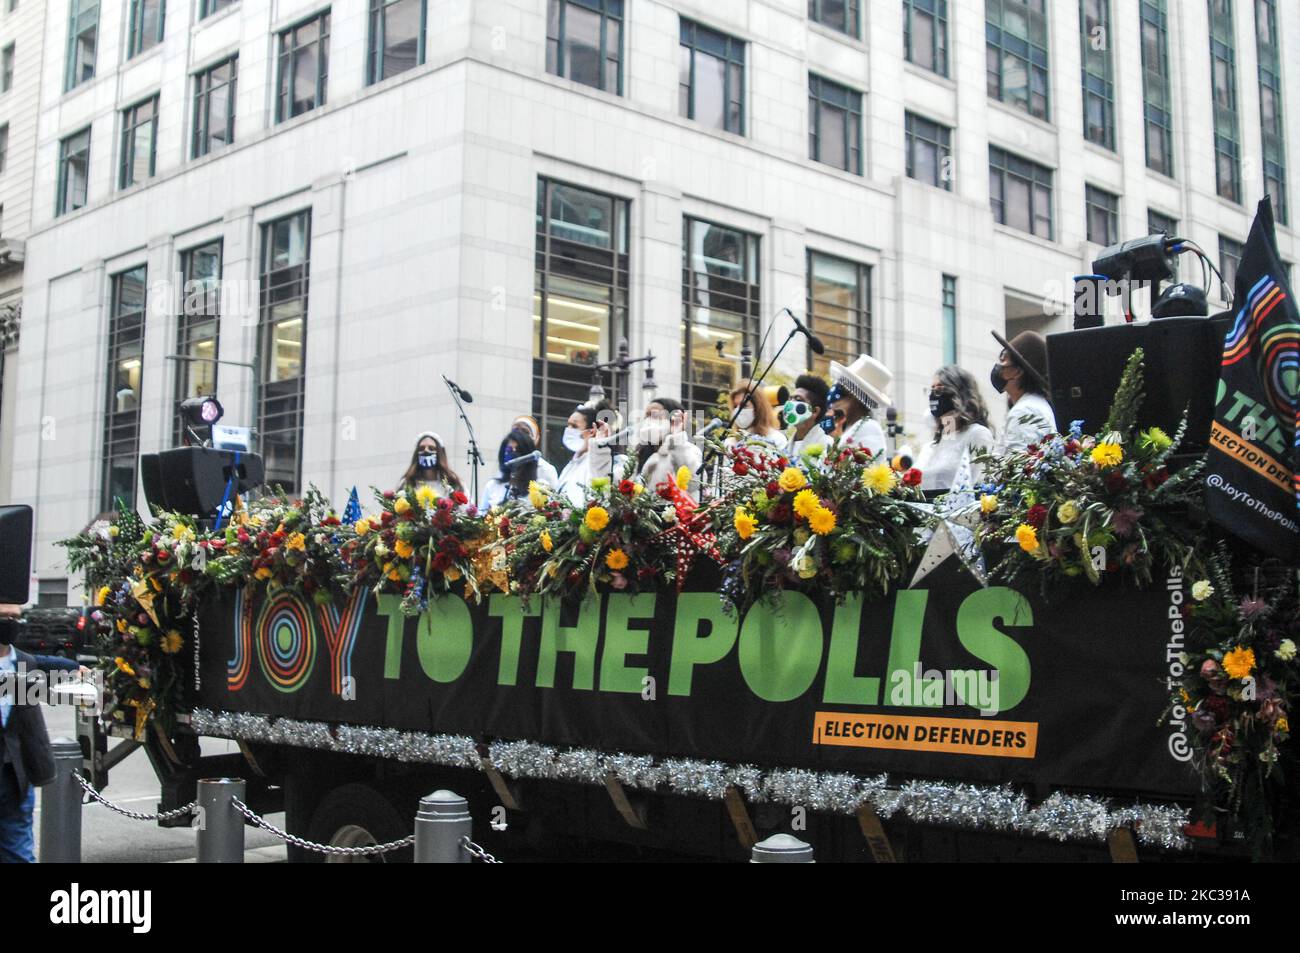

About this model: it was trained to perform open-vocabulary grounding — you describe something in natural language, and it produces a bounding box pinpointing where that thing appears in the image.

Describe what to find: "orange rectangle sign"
[812,711,1039,759]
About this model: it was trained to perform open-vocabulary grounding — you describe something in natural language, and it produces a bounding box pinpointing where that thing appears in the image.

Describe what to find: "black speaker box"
[0,504,32,604]
[1046,314,1232,452]
[146,447,265,517]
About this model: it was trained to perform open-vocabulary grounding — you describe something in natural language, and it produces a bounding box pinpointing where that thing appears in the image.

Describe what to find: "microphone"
[696,417,725,439]
[442,375,474,404]
[503,450,541,469]
[781,308,826,355]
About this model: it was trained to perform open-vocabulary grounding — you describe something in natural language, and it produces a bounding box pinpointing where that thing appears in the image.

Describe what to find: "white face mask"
[562,427,585,453]
[734,407,755,430]
[639,418,671,446]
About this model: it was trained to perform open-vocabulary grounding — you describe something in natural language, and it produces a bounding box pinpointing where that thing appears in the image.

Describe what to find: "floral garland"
[974,349,1205,590]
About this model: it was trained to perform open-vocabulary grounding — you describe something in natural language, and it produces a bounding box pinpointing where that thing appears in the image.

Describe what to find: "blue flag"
[342,486,361,526]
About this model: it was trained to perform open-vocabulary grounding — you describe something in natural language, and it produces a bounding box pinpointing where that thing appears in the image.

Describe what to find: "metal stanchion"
[39,738,83,863]
[196,777,246,863]
[414,790,472,863]
[750,833,815,863]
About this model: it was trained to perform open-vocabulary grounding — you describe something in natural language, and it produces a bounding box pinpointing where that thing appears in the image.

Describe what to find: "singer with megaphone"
[479,423,560,511]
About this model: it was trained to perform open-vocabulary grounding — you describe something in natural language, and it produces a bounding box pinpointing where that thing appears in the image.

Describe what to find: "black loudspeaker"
[140,454,164,513]
[1046,314,1232,453]
[144,447,265,517]
[0,504,33,604]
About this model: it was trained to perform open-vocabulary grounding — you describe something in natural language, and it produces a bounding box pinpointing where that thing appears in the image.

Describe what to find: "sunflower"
[161,630,184,654]
[808,506,837,536]
[862,463,896,494]
[1090,442,1123,467]
[415,485,438,508]
[793,488,820,519]
[605,548,630,571]
[979,494,999,514]
[1014,524,1039,553]
[585,506,610,532]
[778,467,807,493]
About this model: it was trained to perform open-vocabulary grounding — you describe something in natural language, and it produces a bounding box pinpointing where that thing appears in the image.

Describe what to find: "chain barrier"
[73,772,198,823]
[461,836,501,863]
[230,798,415,857]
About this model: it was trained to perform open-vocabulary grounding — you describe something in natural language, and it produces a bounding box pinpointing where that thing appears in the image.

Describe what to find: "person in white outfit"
[914,366,995,492]
[479,425,560,511]
[785,373,833,461]
[556,400,626,505]
[635,397,703,498]
[990,330,1057,455]
[826,353,893,459]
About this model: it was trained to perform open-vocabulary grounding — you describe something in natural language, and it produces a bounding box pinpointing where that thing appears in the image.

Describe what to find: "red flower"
[237,529,250,544]
[619,480,636,495]
[657,486,675,500]
[498,517,511,534]
[434,509,453,530]
[777,457,788,468]
[1027,443,1039,455]
[1105,471,1128,494]
[380,511,394,526]
[453,491,469,505]
[1025,504,1048,528]
[383,490,396,500]
[902,468,923,487]
[769,502,792,524]
[431,552,453,573]
[322,515,340,526]
[156,549,171,563]
[733,462,750,476]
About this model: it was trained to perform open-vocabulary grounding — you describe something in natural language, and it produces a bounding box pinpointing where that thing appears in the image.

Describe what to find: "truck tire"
[303,783,414,863]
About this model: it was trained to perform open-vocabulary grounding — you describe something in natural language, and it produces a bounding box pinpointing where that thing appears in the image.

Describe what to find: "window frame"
[903,0,949,77]
[126,0,165,59]
[1219,234,1244,297]
[199,0,236,19]
[806,249,872,376]
[1,43,13,93]
[367,0,427,85]
[56,127,92,216]
[102,265,148,512]
[119,94,159,190]
[1255,0,1287,224]
[905,111,953,190]
[275,8,331,123]
[941,273,957,364]
[985,0,1051,121]
[1208,0,1241,204]
[1085,184,1120,246]
[808,0,861,39]
[1139,0,1174,176]
[1079,0,1115,149]
[173,239,223,445]
[191,55,237,159]
[678,18,746,136]
[546,0,624,96]
[808,73,863,175]
[64,0,99,92]
[989,145,1055,240]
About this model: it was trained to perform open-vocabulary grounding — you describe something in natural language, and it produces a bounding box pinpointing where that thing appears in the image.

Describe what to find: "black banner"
[1205,198,1300,559]
[197,559,1196,798]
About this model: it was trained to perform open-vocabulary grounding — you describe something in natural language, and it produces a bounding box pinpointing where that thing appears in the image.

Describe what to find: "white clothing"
[997,393,1057,455]
[557,441,626,506]
[639,432,703,498]
[479,458,559,511]
[789,426,832,461]
[915,423,994,491]
[840,417,886,459]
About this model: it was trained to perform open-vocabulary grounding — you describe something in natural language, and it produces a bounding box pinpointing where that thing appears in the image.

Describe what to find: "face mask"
[818,415,837,434]
[782,399,813,427]
[418,451,437,469]
[501,445,517,466]
[562,427,585,452]
[990,364,1008,394]
[639,418,670,446]
[929,393,956,419]
[734,407,755,430]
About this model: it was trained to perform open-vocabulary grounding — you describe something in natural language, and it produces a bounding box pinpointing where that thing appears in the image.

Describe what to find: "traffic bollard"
[750,833,815,863]
[39,739,83,863]
[196,777,246,863]
[414,790,472,863]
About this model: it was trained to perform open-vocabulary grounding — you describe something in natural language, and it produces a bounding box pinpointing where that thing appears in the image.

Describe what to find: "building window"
[679,19,744,135]
[1,44,13,93]
[0,124,7,173]
[533,178,629,453]
[1079,0,1114,149]
[258,212,311,493]
[119,95,159,189]
[65,0,98,91]
[7,1,18,12]
[1219,235,1243,296]
[807,252,871,377]
[1209,0,1241,204]
[56,127,91,216]
[809,74,862,175]
[1147,208,1177,237]
[681,219,759,416]
[1085,185,1119,245]
[37,579,68,608]
[546,0,623,95]
[192,56,236,158]
[174,241,222,445]
[276,10,329,122]
[200,0,235,18]
[368,0,425,84]
[989,146,1053,239]
[986,0,1050,121]
[127,0,164,58]
[809,0,860,37]
[905,112,952,190]
[103,266,147,512]
[1255,0,1287,224]
[903,0,948,76]
[941,274,957,364]
[1139,0,1174,176]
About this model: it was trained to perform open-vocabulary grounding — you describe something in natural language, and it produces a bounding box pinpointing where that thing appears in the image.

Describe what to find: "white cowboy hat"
[829,354,893,411]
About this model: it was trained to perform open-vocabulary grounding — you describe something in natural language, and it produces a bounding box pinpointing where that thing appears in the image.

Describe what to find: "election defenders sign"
[1205,198,1300,559]
[199,560,1196,799]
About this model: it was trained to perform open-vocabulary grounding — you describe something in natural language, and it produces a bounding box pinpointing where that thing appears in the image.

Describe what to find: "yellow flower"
[734,508,757,540]
[254,567,273,580]
[1014,524,1039,553]
[95,585,111,606]
[863,463,896,494]
[605,548,630,571]
[778,467,807,493]
[286,532,307,551]
[172,523,194,542]
[541,531,553,552]
[161,630,184,654]
[632,483,644,496]
[1222,646,1256,681]
[149,576,163,592]
[445,567,462,583]
[528,481,547,509]
[394,539,415,559]
[415,485,438,508]
[1278,716,1290,734]
[808,506,837,536]
[1090,442,1123,467]
[388,569,403,582]
[979,494,999,514]
[585,506,610,532]
[114,657,135,676]
[676,466,692,490]
[354,519,370,536]
[1057,500,1080,524]
[793,488,820,518]
[394,496,412,514]
[116,619,128,633]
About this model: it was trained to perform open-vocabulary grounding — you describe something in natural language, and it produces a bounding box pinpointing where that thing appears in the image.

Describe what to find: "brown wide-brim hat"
[991,329,1050,392]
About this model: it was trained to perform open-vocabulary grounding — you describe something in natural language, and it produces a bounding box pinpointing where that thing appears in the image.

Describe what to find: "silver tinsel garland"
[190,708,1190,850]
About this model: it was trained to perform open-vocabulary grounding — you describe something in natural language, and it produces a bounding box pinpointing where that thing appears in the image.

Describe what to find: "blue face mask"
[501,445,517,466]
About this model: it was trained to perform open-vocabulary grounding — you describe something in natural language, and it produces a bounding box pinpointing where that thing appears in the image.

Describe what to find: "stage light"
[179,395,224,429]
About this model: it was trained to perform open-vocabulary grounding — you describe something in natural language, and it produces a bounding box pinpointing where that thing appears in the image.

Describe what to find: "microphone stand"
[445,379,484,504]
